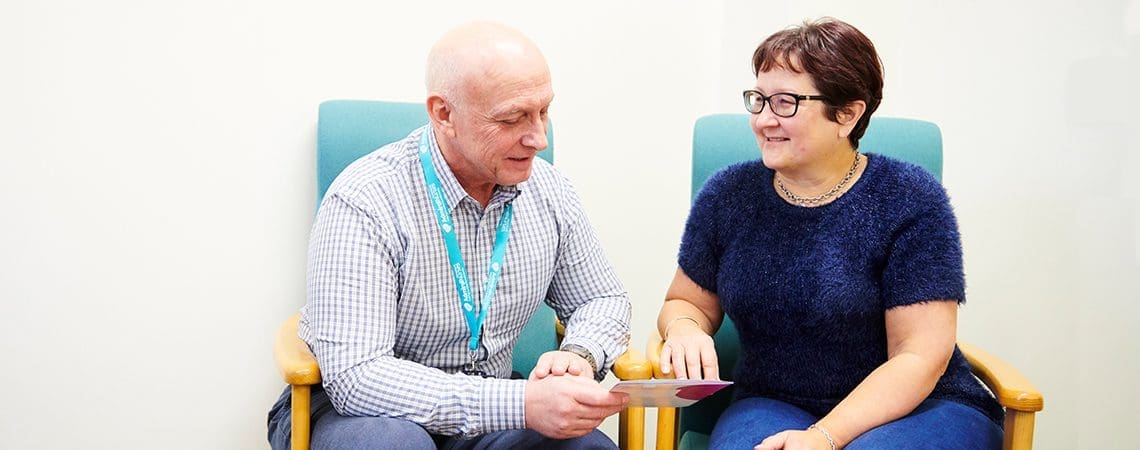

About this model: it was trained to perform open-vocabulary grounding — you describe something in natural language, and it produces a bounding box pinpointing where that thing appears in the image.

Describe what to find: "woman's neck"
[774,148,865,207]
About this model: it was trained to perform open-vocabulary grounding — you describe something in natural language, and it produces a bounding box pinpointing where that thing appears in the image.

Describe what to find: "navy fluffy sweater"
[679,153,1003,426]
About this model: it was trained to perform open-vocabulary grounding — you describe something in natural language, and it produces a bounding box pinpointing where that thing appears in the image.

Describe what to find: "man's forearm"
[320,356,527,437]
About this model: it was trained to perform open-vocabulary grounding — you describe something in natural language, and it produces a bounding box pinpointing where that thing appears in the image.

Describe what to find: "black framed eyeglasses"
[742,90,829,117]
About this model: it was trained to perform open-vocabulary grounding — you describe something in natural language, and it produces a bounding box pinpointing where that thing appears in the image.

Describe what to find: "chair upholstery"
[645,114,1043,450]
[273,100,651,450]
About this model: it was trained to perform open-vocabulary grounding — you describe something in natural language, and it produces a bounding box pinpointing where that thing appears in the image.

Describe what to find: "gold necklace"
[775,153,861,207]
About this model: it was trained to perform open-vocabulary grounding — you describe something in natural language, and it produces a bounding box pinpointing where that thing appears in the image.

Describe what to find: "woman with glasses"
[654,18,1003,449]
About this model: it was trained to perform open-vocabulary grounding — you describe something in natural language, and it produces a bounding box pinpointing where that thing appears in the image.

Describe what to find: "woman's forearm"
[814,351,948,447]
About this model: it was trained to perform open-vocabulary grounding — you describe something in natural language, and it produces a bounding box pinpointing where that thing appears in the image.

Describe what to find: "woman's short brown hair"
[752,18,883,149]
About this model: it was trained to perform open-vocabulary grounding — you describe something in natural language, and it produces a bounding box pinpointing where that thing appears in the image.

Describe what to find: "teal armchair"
[644,114,1043,450]
[273,100,651,450]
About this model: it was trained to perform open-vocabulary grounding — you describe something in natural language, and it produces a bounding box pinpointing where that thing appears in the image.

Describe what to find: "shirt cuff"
[479,377,527,434]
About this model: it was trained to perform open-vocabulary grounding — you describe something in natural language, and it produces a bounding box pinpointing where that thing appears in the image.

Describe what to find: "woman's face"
[749,67,845,173]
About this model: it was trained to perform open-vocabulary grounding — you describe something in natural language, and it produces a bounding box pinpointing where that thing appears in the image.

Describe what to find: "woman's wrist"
[663,315,702,338]
[808,423,837,450]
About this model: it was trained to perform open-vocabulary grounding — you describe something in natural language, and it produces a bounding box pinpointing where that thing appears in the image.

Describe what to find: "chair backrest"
[679,113,943,438]
[316,99,559,374]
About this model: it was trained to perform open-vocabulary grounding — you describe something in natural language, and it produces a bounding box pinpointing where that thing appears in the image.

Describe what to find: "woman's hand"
[659,319,719,380]
[754,428,833,450]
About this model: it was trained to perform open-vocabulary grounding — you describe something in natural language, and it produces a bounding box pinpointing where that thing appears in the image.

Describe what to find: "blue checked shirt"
[299,125,631,437]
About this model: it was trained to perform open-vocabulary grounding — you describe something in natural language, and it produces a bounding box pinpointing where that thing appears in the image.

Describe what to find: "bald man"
[267,22,631,450]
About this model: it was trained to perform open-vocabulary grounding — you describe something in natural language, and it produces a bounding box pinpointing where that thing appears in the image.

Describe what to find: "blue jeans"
[708,397,1001,450]
[267,385,616,450]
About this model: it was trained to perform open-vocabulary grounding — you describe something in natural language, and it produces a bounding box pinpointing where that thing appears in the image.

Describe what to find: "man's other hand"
[523,375,629,439]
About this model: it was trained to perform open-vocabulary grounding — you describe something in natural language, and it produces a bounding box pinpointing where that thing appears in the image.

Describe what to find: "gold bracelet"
[808,424,836,450]
[663,315,701,338]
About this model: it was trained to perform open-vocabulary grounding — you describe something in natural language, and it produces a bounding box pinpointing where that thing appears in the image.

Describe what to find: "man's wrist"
[559,344,598,373]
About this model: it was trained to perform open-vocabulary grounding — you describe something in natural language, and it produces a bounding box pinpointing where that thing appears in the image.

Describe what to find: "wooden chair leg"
[1003,410,1036,450]
[290,385,311,450]
[620,406,645,450]
[655,407,677,450]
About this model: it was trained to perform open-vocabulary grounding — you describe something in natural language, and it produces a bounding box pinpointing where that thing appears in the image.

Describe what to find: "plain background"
[2,0,1137,448]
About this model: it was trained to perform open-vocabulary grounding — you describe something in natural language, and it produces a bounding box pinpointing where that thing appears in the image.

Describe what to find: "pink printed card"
[610,379,733,407]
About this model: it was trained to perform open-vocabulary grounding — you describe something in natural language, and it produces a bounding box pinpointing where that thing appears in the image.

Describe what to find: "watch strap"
[560,344,598,373]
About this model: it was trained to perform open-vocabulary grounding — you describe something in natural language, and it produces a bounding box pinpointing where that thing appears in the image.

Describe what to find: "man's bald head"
[421,21,554,206]
[425,21,549,105]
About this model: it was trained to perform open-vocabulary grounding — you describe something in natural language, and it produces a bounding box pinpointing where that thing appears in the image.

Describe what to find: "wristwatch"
[560,344,598,373]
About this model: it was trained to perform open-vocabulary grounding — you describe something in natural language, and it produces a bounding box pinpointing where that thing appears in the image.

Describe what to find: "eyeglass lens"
[744,91,798,117]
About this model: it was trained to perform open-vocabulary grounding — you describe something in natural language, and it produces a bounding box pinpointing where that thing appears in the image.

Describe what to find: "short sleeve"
[881,184,967,308]
[677,169,731,293]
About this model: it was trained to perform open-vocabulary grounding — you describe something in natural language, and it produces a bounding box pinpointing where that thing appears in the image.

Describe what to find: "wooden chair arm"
[614,347,653,381]
[274,313,321,386]
[645,332,672,379]
[959,342,1043,412]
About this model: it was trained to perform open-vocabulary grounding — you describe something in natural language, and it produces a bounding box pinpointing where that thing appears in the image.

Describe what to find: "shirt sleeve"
[544,174,631,380]
[302,192,525,437]
[880,181,967,308]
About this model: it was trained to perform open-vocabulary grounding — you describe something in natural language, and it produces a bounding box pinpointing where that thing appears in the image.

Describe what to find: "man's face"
[446,61,553,190]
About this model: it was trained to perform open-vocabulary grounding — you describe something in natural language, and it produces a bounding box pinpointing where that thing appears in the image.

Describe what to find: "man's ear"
[836,100,866,139]
[426,94,456,138]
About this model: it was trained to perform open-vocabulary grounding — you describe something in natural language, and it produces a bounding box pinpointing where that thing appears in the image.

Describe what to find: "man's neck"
[435,136,495,208]
[461,183,495,208]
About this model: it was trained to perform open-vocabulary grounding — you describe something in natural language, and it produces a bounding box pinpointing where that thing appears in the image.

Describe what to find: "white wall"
[0,0,1135,448]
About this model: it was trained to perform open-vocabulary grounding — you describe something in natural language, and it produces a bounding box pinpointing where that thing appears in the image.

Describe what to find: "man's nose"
[521,116,548,151]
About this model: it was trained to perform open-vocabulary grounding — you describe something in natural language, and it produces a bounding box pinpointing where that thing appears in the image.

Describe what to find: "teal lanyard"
[417,132,514,353]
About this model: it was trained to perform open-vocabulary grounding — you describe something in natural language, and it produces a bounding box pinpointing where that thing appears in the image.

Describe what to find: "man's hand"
[660,320,719,380]
[524,374,629,439]
[529,350,594,380]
